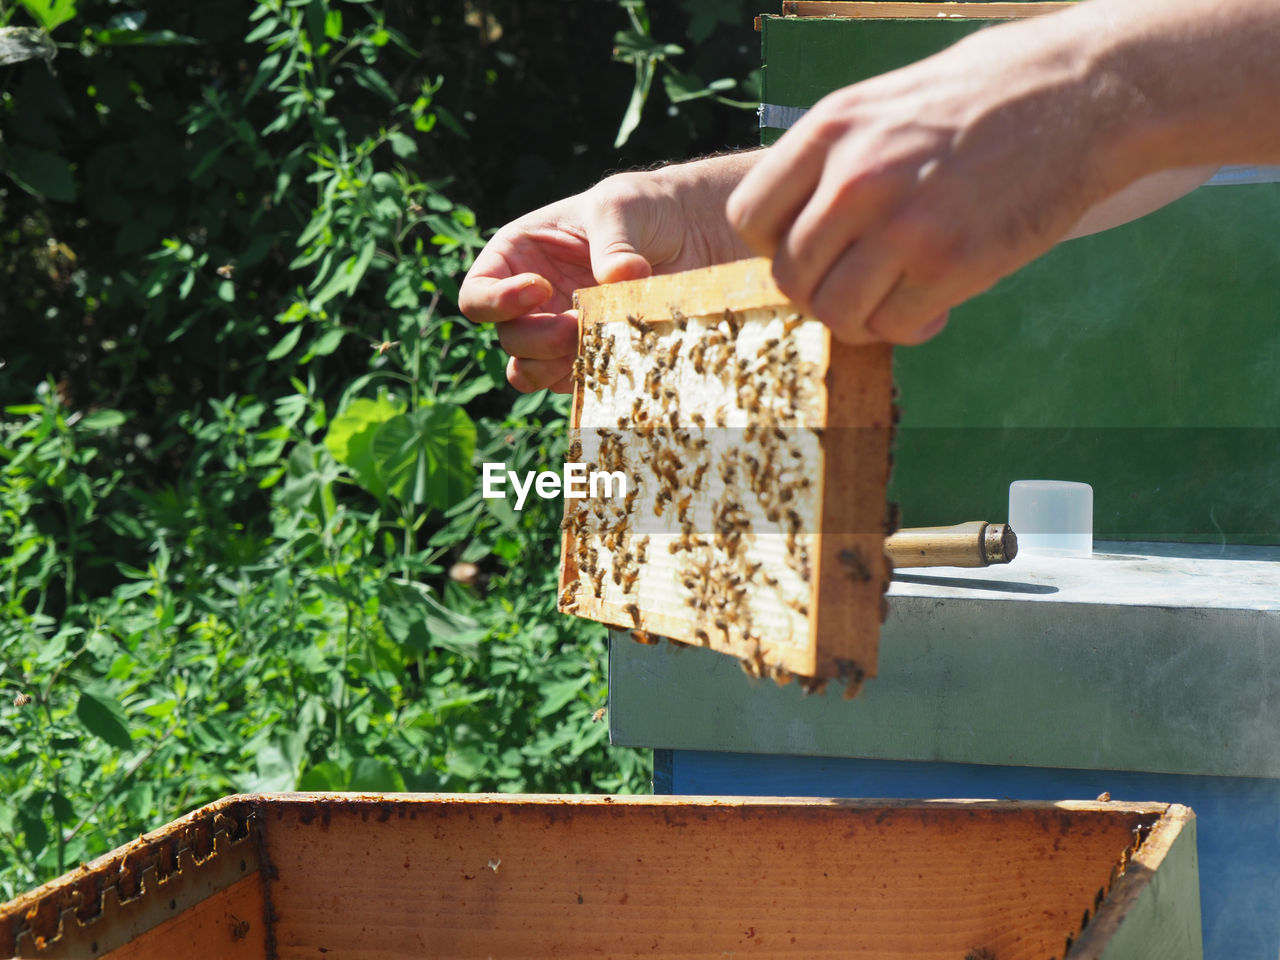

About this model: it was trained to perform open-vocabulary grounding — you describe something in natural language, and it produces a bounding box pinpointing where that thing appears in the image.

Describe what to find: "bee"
[691,463,708,489]
[756,338,780,359]
[676,494,693,523]
[782,312,805,335]
[715,408,727,428]
[690,341,708,375]
[654,489,672,515]
[694,628,711,646]
[372,339,401,357]
[635,536,649,564]
[12,692,32,708]
[839,547,873,583]
[559,585,579,611]
[665,341,682,367]
[230,915,250,941]
[621,569,639,592]
[568,439,583,461]
[672,309,688,332]
[592,707,607,723]
[216,263,236,279]
[626,313,649,335]
[618,363,634,386]
[631,629,658,645]
[573,355,586,382]
[591,568,606,597]
[723,308,742,337]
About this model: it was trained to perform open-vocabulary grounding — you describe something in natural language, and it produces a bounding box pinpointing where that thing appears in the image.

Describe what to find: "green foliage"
[0,0,759,899]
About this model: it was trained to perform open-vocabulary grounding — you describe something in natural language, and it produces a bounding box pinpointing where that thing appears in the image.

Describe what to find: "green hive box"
[760,7,1280,544]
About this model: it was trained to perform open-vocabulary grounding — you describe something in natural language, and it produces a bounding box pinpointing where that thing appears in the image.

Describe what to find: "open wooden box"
[1,794,1199,959]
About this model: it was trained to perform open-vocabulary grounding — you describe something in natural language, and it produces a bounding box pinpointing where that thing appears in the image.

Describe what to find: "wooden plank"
[559,257,893,689]
[100,875,266,960]
[0,797,260,958]
[780,1,1073,18]
[1074,805,1202,960]
[255,793,1181,960]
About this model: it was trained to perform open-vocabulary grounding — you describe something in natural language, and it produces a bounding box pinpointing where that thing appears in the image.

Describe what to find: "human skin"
[725,0,1280,345]
[460,0,1279,392]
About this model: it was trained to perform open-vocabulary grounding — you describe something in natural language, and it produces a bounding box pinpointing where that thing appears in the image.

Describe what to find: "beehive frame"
[557,257,894,690]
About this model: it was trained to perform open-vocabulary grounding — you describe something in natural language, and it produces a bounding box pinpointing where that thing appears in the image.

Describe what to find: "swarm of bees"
[560,300,846,687]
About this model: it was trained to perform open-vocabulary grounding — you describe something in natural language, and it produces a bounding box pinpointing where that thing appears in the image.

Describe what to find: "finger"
[459,268,553,325]
[496,313,579,362]
[806,238,906,345]
[507,355,573,394]
[725,123,828,257]
[547,373,574,396]
[866,277,963,344]
[771,167,899,312]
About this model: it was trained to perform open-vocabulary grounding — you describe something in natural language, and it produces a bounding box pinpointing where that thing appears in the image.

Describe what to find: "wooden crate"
[0,794,1200,959]
[559,257,895,692]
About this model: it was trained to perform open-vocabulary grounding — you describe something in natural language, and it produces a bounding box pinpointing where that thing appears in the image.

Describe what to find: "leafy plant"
[0,0,762,900]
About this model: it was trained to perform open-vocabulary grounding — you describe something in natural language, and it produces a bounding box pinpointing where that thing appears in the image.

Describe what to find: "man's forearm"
[1081,0,1280,180]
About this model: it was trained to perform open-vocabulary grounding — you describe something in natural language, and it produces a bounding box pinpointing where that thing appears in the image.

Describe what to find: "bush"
[0,0,758,896]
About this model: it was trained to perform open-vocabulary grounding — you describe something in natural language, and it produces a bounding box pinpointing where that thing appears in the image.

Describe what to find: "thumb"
[592,242,653,285]
[585,195,657,285]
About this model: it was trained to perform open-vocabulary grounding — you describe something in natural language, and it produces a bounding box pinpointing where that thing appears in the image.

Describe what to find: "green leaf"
[324,396,402,500]
[266,324,304,361]
[4,145,76,202]
[79,409,127,431]
[536,674,592,718]
[75,689,133,750]
[91,28,200,46]
[388,131,417,159]
[348,758,405,792]
[347,64,397,104]
[17,0,77,32]
[611,29,681,61]
[303,326,345,360]
[370,404,476,509]
[663,69,715,105]
[298,760,346,791]
[510,389,548,419]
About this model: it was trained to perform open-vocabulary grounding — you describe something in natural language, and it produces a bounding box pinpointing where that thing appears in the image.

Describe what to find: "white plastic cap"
[1008,480,1093,558]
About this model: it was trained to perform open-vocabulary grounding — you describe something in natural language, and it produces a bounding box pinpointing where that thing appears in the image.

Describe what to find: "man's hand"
[726,0,1280,347]
[459,153,757,393]
[725,5,1141,346]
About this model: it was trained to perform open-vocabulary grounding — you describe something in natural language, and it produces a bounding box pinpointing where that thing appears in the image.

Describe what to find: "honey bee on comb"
[556,258,894,691]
